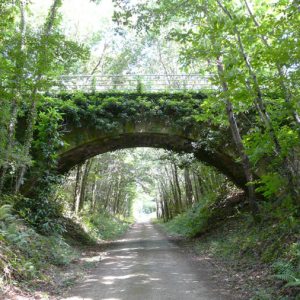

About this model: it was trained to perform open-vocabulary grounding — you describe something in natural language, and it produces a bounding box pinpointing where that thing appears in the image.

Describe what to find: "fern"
[272,261,300,287]
[285,279,300,287]
[0,203,79,285]
[0,205,14,222]
[274,274,296,281]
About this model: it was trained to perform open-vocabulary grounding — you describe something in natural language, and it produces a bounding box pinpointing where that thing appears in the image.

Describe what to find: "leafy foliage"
[0,203,79,284]
[154,189,243,237]
[84,212,130,240]
[114,0,300,211]
[40,91,207,135]
[15,108,66,235]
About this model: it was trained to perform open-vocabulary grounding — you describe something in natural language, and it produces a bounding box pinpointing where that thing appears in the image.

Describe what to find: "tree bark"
[78,158,93,211]
[91,178,97,212]
[113,174,122,215]
[192,171,200,203]
[104,181,113,210]
[164,165,179,215]
[72,163,84,214]
[184,168,193,207]
[160,180,171,221]
[172,163,183,212]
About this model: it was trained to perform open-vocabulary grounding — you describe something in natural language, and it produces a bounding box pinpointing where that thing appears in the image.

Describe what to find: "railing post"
[137,76,143,93]
[90,75,96,93]
[183,81,187,93]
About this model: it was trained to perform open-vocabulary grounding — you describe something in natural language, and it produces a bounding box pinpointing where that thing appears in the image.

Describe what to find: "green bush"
[13,196,65,235]
[0,204,79,284]
[155,193,224,237]
[74,211,131,241]
[90,214,130,239]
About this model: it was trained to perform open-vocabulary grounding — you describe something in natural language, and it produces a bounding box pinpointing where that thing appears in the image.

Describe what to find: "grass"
[154,194,300,299]
[0,204,133,299]
[0,204,80,297]
[81,212,132,240]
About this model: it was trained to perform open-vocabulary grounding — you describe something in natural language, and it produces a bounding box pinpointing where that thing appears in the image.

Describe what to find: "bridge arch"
[57,119,247,190]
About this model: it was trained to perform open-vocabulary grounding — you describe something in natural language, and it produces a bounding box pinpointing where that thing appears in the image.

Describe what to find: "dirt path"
[62,220,240,300]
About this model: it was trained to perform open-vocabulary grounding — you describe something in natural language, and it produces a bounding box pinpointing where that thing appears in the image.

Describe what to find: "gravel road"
[62,220,239,300]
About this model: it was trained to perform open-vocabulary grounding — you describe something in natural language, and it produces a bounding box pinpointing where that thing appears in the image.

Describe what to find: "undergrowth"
[154,194,300,299]
[0,203,132,297]
[0,204,79,290]
[153,190,247,237]
[74,210,132,241]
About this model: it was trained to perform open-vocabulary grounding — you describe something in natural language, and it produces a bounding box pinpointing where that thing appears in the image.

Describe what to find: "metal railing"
[50,74,216,92]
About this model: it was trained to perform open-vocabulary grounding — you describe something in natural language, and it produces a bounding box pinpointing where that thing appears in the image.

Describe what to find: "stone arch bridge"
[37,89,255,192]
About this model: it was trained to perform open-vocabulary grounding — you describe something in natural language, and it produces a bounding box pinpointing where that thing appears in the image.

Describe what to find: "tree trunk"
[192,171,200,203]
[113,174,122,215]
[14,97,37,194]
[158,185,166,221]
[0,100,20,194]
[104,181,113,210]
[165,165,179,215]
[162,190,170,222]
[216,56,259,220]
[172,163,183,212]
[160,179,172,221]
[91,178,97,212]
[78,158,93,211]
[196,173,205,196]
[184,168,193,207]
[72,163,84,214]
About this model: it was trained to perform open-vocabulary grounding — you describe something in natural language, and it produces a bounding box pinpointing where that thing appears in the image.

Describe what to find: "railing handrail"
[58,74,212,77]
[50,73,216,92]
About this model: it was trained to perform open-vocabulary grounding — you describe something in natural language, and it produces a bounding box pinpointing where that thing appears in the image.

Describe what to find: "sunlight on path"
[135,212,156,223]
[62,220,238,300]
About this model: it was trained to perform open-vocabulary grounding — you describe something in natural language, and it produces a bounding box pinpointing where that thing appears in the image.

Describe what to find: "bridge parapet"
[51,74,216,92]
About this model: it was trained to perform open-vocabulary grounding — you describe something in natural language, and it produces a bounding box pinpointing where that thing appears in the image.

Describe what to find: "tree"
[112,0,300,216]
[0,0,89,195]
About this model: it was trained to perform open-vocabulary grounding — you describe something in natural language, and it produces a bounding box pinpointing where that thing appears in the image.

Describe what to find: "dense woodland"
[1,0,300,298]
